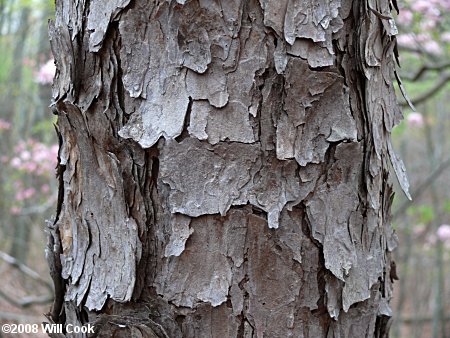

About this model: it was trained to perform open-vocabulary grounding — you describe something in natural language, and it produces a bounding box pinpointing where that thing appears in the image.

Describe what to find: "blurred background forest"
[0,0,55,337]
[0,1,449,337]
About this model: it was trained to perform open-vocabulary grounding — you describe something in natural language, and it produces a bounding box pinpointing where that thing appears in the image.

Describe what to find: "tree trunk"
[47,1,408,337]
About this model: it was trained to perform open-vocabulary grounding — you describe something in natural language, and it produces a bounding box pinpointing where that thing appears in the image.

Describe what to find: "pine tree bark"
[47,1,408,337]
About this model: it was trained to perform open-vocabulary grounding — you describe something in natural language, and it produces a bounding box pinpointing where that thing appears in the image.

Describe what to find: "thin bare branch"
[0,289,52,308]
[13,195,56,216]
[0,251,53,291]
[0,311,44,322]
[400,73,450,108]
[399,315,450,324]
[396,44,436,59]
[393,156,450,220]
[402,61,450,82]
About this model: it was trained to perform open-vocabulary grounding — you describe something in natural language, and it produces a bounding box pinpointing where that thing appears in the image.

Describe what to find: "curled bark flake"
[305,142,386,312]
[118,1,249,148]
[49,22,75,101]
[325,274,344,320]
[286,38,335,68]
[260,0,346,68]
[178,13,213,73]
[277,58,357,166]
[358,1,411,201]
[387,140,412,200]
[87,0,132,52]
[186,64,229,108]
[57,104,141,311]
[159,138,260,217]
[259,0,289,37]
[394,69,416,111]
[54,0,85,41]
[164,214,193,257]
[117,3,154,99]
[189,100,256,144]
[188,21,268,144]
[160,138,306,229]
[117,4,189,147]
[155,212,247,308]
[284,0,341,45]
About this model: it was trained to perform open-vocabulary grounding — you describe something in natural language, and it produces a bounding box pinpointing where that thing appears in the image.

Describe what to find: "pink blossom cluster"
[34,59,56,85]
[425,224,450,250]
[406,112,425,128]
[397,9,414,26]
[411,0,450,15]
[8,139,58,176]
[435,224,450,249]
[400,0,450,25]
[0,118,11,130]
[4,140,58,215]
[397,33,443,54]
[437,224,450,242]
[9,181,54,215]
[14,183,36,201]
[22,57,36,68]
[396,0,450,55]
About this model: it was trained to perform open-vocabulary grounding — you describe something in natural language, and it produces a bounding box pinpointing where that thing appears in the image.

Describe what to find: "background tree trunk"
[5,6,31,263]
[47,0,408,337]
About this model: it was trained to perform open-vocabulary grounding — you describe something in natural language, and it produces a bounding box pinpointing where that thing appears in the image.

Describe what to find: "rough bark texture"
[47,0,407,337]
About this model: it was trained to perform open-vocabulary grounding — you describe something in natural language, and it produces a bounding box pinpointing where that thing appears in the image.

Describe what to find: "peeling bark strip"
[49,0,405,337]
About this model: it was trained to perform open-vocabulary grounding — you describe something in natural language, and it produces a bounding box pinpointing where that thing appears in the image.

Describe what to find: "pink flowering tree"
[0,119,12,131]
[34,58,56,85]
[3,139,58,216]
[0,135,58,262]
[0,50,57,267]
[396,0,450,105]
[436,224,450,246]
[391,2,450,337]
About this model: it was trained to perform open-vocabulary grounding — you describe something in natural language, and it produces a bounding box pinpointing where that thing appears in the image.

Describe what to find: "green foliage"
[11,0,54,13]
[0,37,13,83]
[391,113,407,137]
[407,204,435,224]
[443,199,450,213]
[32,115,57,135]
